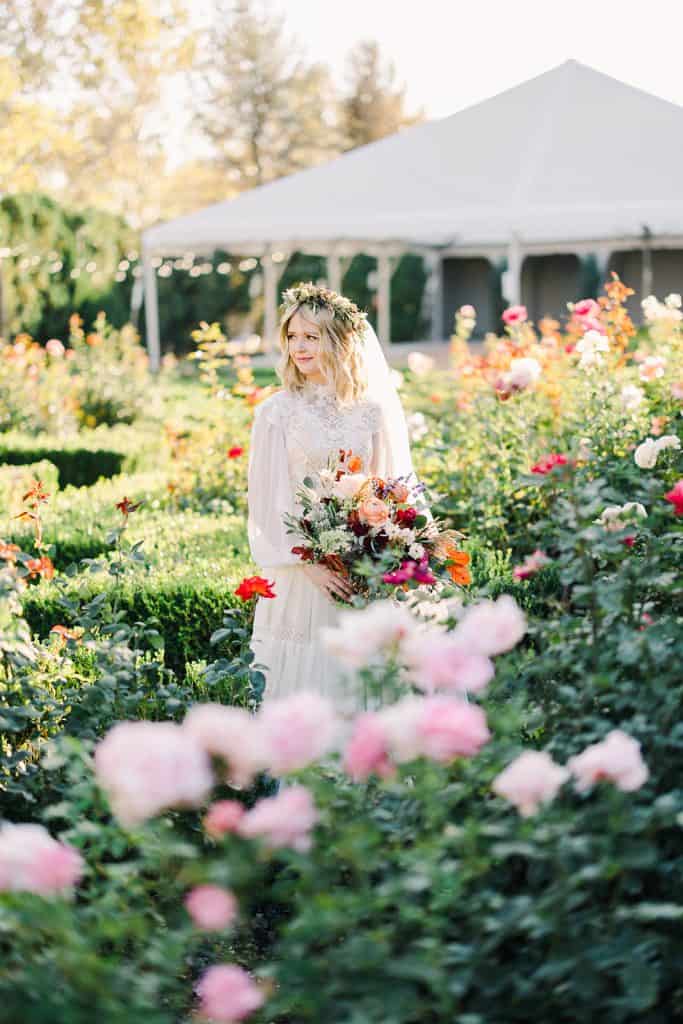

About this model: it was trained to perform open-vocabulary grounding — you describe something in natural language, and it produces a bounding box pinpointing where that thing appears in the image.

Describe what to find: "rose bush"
[0,277,681,1021]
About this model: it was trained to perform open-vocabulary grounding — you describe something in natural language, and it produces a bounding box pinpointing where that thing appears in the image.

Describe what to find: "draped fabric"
[247,381,399,710]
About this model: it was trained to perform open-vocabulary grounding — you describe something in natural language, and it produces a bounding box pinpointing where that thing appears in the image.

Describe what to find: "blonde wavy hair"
[277,297,367,406]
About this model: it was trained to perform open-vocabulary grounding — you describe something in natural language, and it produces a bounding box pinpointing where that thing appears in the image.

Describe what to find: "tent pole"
[377,251,392,347]
[262,249,279,352]
[143,253,161,373]
[506,234,523,306]
[327,251,342,293]
[425,250,444,341]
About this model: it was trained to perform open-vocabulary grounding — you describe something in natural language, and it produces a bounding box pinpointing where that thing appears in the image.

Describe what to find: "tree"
[339,39,422,151]
[0,0,196,226]
[191,0,339,192]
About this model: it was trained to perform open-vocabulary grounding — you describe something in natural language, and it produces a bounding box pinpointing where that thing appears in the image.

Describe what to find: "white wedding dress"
[247,379,401,710]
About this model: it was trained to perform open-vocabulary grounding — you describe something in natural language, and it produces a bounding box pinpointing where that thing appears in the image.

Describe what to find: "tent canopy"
[143,59,683,254]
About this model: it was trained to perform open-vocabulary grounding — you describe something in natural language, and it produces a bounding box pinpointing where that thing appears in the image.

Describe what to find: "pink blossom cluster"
[513,549,550,580]
[0,823,83,895]
[570,297,605,335]
[531,452,569,475]
[236,784,318,852]
[95,693,341,827]
[493,729,648,816]
[324,595,525,699]
[196,964,264,1023]
[344,697,490,781]
[502,305,528,326]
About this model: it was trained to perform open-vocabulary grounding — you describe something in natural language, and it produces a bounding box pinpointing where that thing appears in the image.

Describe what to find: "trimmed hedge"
[20,509,252,676]
[21,574,250,678]
[0,423,162,487]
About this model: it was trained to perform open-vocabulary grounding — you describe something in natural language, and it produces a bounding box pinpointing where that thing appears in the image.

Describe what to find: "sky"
[258,0,683,119]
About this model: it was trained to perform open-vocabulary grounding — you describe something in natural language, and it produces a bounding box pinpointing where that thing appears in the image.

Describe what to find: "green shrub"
[0,423,162,486]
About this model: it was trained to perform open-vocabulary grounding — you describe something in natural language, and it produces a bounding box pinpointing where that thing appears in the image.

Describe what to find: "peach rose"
[358,496,390,528]
[389,481,410,503]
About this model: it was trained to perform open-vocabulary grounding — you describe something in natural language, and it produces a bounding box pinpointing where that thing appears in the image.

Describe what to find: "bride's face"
[286,311,325,381]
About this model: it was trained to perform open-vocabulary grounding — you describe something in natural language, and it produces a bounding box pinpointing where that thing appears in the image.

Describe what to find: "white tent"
[142,59,683,367]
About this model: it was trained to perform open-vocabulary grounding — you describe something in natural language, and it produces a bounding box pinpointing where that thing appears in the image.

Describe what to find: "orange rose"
[444,546,471,586]
[347,454,363,473]
[358,496,390,528]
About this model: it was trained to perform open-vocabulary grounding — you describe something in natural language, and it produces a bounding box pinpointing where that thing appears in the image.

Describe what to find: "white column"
[641,230,653,298]
[143,253,161,373]
[262,250,279,352]
[505,234,523,306]
[377,251,392,346]
[424,250,443,341]
[327,252,343,293]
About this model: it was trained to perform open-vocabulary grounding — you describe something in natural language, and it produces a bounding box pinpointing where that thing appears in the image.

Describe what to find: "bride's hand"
[302,564,354,603]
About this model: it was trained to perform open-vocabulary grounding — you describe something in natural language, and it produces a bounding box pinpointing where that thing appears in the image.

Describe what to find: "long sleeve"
[247,398,301,569]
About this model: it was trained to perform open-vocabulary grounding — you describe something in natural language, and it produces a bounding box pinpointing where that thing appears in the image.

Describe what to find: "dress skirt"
[251,565,361,714]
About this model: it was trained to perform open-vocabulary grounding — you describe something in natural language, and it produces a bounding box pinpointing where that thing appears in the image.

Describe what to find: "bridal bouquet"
[284,449,471,601]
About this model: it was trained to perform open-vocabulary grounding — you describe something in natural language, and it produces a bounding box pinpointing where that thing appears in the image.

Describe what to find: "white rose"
[634,438,659,469]
[407,352,435,377]
[620,384,645,411]
[332,473,368,500]
[508,357,541,390]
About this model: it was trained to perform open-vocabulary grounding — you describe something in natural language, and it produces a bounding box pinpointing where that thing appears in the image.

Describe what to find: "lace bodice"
[282,383,382,483]
[247,384,391,569]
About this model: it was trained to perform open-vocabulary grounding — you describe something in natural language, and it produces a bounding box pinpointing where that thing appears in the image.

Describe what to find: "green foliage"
[0,193,135,340]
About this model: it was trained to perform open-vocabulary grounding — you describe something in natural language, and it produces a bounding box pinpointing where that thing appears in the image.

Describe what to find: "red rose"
[234,576,276,600]
[395,507,417,527]
[227,446,244,459]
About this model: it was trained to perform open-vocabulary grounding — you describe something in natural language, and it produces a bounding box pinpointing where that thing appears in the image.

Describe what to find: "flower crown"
[280,282,368,338]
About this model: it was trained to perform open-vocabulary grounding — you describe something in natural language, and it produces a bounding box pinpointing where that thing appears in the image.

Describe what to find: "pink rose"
[257,691,338,775]
[572,298,600,320]
[513,549,550,581]
[671,381,683,400]
[389,480,411,503]
[407,352,435,376]
[0,823,83,895]
[492,750,569,816]
[502,305,528,326]
[453,595,527,657]
[204,800,246,838]
[196,965,264,1023]
[639,356,666,382]
[343,713,394,781]
[45,338,65,358]
[406,632,494,695]
[237,785,318,852]
[358,496,390,528]
[459,304,476,318]
[185,884,238,931]
[567,730,649,792]
[183,704,265,789]
[417,698,490,762]
[379,695,490,764]
[94,722,213,827]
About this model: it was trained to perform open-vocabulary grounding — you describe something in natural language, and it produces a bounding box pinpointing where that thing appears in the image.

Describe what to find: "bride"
[247,282,415,708]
